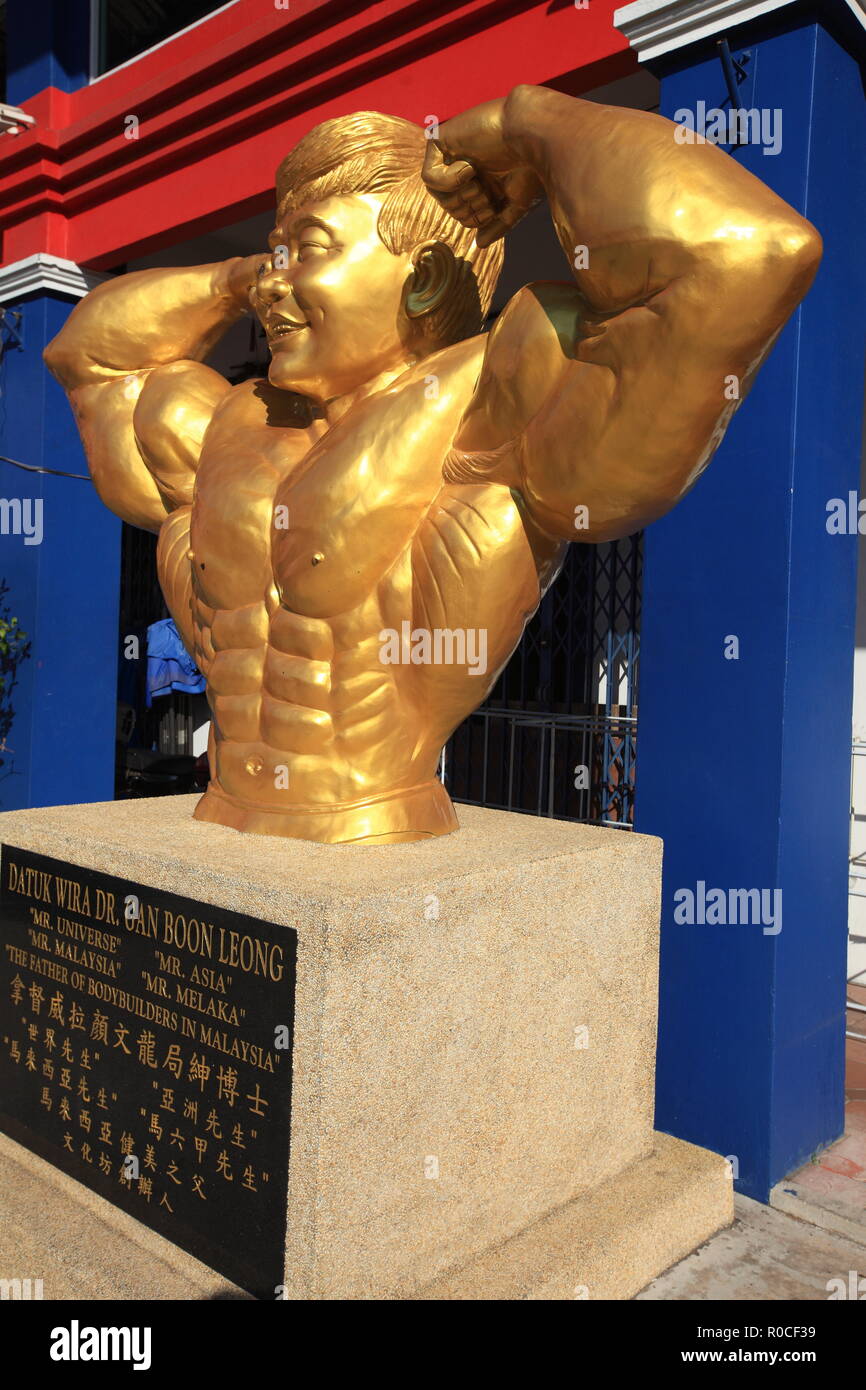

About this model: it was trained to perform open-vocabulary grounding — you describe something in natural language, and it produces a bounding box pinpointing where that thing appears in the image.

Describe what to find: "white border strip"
[614,0,866,62]
[0,254,109,304]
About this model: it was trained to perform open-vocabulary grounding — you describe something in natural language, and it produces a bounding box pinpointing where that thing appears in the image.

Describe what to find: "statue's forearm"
[501,85,819,318]
[44,258,252,390]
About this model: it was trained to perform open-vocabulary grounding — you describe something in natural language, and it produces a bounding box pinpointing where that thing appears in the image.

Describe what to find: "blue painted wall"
[1,0,121,811]
[638,16,866,1198]
[0,294,121,810]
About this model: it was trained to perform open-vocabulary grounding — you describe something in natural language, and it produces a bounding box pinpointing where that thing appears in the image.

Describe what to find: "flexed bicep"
[68,362,230,533]
[453,265,812,543]
[134,361,231,512]
[69,372,166,533]
[455,276,767,543]
[44,255,260,533]
[428,85,821,544]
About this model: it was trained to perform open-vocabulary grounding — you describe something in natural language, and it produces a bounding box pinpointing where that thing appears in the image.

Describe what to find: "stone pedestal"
[0,796,732,1299]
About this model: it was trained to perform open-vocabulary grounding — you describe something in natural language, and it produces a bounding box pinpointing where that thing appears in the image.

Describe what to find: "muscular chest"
[190,371,467,619]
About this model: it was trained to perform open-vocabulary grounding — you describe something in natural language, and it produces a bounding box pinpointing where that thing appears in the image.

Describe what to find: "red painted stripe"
[0,0,633,267]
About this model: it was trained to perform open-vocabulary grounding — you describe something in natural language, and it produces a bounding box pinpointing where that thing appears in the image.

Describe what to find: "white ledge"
[0,254,109,304]
[614,0,866,63]
[0,103,36,136]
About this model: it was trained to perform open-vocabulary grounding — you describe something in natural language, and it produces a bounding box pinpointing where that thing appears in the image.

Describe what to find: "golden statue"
[45,87,820,844]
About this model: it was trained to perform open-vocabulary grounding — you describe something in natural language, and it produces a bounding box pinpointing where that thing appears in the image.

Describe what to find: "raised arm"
[423,86,821,541]
[44,256,260,531]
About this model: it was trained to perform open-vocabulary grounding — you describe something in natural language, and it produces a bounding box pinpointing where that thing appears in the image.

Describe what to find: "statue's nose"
[258,267,293,303]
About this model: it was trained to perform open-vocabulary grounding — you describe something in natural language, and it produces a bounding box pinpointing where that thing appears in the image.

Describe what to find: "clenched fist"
[421,95,544,248]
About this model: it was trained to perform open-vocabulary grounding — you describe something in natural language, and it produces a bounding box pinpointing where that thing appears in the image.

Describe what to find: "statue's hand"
[421,98,544,248]
[226,253,268,310]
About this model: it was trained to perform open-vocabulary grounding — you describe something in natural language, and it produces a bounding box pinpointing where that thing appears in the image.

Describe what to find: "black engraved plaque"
[0,845,297,1298]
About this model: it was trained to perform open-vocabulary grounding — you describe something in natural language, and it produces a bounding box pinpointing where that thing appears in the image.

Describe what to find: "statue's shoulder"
[395,333,487,408]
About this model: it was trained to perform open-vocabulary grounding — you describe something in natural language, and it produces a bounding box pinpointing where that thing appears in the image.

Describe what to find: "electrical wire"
[0,453,91,481]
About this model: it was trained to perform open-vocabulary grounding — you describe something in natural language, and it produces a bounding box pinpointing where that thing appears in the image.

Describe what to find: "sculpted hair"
[274,111,504,345]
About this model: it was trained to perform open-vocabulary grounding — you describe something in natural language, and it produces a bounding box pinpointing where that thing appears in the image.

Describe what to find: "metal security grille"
[119,522,164,634]
[441,535,642,827]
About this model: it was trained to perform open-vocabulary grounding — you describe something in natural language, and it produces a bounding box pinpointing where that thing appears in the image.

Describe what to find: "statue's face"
[253,193,417,401]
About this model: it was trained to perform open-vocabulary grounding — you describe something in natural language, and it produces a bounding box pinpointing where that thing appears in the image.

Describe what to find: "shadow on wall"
[0,579,31,788]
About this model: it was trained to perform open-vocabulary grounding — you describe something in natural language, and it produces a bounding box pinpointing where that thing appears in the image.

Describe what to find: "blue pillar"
[0,294,121,811]
[636,13,866,1199]
[0,0,121,811]
[5,0,90,105]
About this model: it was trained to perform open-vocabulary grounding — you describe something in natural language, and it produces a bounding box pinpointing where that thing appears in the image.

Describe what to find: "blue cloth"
[146,619,205,707]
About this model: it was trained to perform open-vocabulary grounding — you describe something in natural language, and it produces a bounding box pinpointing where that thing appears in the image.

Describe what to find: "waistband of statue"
[193,778,459,845]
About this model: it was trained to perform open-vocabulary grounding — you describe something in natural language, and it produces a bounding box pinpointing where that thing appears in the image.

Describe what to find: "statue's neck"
[321,357,420,427]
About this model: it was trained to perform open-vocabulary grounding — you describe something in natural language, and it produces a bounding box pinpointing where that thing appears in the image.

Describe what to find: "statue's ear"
[405,240,458,321]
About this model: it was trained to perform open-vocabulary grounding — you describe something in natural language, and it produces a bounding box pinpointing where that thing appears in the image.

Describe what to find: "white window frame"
[88,0,241,84]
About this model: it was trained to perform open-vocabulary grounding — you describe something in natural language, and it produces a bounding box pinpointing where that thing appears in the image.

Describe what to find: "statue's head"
[253,112,504,401]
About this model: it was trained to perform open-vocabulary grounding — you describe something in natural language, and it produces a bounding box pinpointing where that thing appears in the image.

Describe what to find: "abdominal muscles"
[193,585,421,809]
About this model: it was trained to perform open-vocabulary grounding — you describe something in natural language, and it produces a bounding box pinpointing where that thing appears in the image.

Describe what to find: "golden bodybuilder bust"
[45,87,820,844]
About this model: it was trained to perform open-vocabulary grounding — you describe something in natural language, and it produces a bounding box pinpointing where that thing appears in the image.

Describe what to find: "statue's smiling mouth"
[268,316,309,340]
